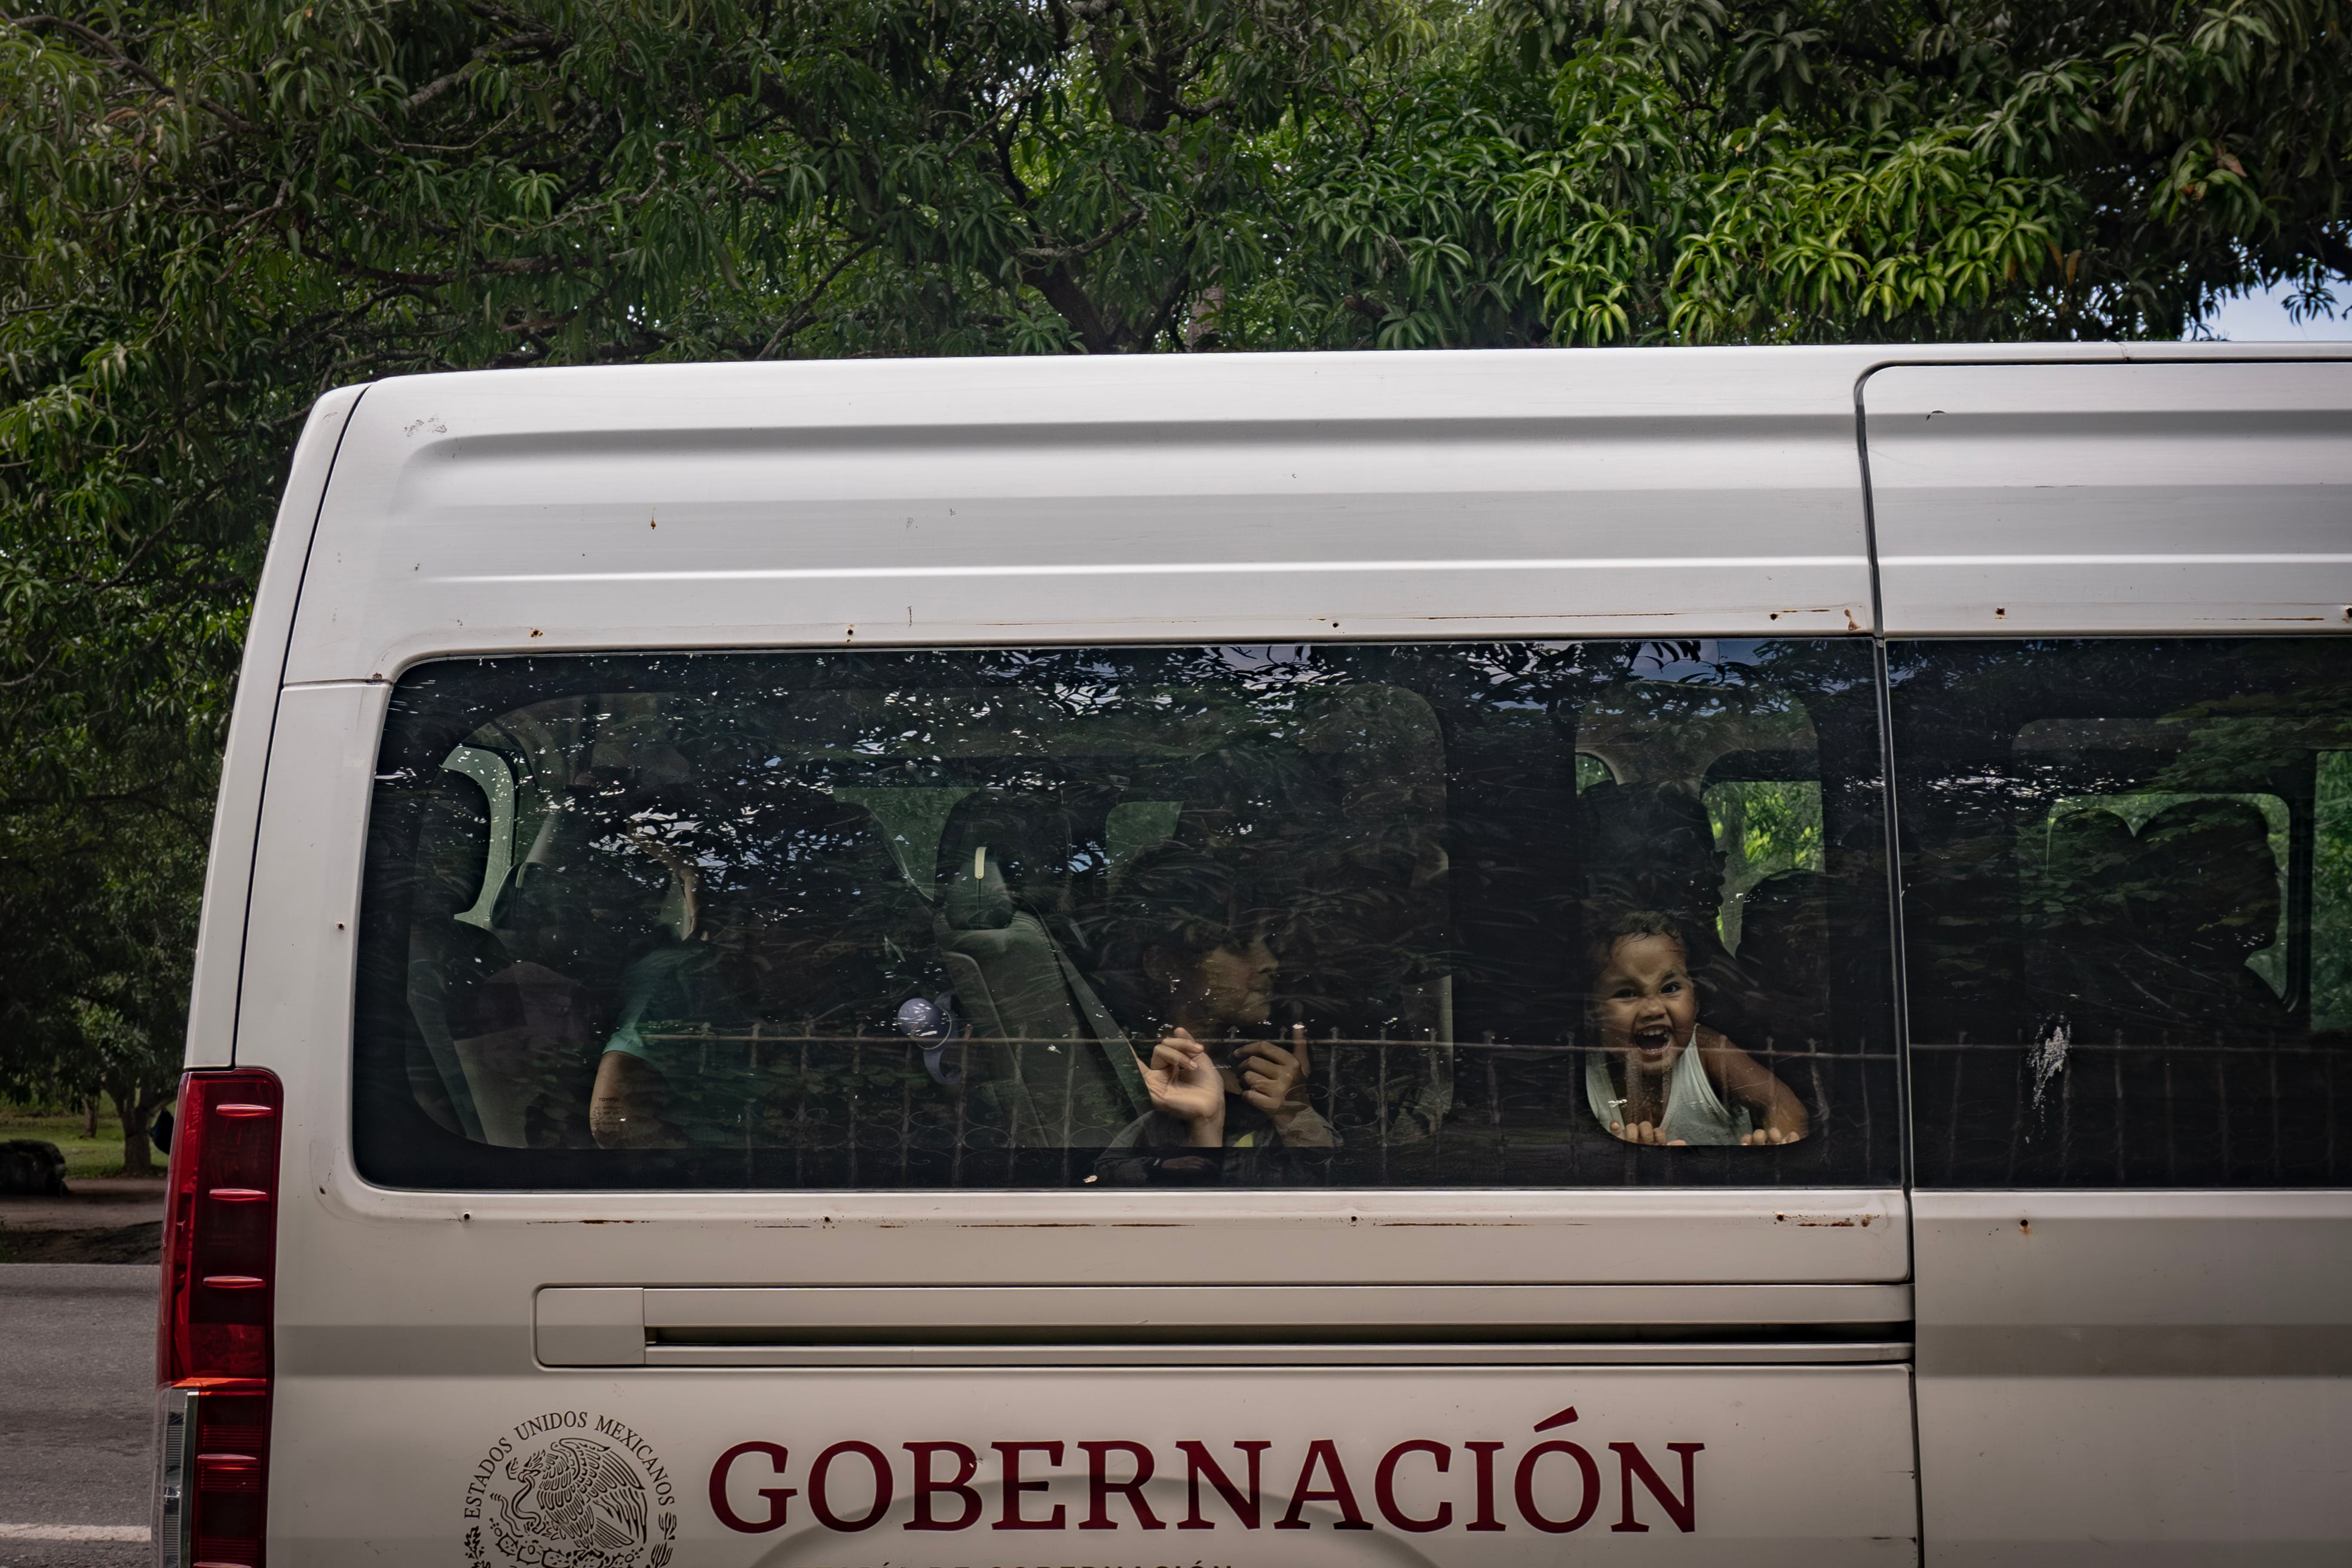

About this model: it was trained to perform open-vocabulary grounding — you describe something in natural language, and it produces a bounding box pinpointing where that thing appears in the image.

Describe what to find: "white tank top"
[1584,1031,1753,1146]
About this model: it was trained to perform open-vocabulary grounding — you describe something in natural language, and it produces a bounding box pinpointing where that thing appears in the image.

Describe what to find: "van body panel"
[1915,1190,2352,1345]
[1864,360,2352,635]
[625,1281,1912,1333]
[270,1364,1916,1566]
[234,680,383,1088]
[270,345,2350,685]
[1916,1192,2352,1560]
[188,382,367,1066]
[540,1283,1912,1366]
[301,1186,1912,1288]
[280,352,1896,678]
[1915,1380,2351,1567]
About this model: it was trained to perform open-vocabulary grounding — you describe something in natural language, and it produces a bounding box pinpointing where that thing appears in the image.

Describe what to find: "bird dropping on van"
[161,345,2352,1568]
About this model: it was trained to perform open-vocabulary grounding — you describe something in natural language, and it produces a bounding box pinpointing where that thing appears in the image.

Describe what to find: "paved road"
[0,1266,156,1568]
[0,1181,166,1234]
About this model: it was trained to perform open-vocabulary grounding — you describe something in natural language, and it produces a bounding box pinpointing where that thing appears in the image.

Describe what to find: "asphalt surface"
[0,1182,166,1233]
[0,1266,156,1568]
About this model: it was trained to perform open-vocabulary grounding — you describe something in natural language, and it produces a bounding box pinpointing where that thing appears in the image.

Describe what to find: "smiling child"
[1583,911,1809,1147]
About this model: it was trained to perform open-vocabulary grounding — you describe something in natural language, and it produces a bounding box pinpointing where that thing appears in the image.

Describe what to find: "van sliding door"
[1867,360,2352,1563]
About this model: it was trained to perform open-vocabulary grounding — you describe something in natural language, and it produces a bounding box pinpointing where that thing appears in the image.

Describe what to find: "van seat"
[2025,808,2143,1036]
[933,791,1141,1145]
[2130,798,2286,1033]
[1728,868,1830,1048]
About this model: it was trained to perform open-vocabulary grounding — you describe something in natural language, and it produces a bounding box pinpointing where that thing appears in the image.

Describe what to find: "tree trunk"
[117,1091,157,1177]
[84,1098,101,1138]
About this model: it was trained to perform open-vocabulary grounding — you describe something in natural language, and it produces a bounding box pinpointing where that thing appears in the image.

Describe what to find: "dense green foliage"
[4,0,2349,1165]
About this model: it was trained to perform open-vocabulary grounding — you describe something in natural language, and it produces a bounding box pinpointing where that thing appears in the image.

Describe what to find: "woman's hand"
[590,1051,679,1149]
[1142,1028,1226,1147]
[1739,1125,1805,1146]
[1233,1026,1313,1122]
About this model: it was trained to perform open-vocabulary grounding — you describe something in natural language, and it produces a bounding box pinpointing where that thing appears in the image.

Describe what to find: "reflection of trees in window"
[2145,703,2352,1028]
[2032,792,2292,999]
[356,642,1897,1189]
[1895,641,2352,1188]
[2316,753,2352,1034]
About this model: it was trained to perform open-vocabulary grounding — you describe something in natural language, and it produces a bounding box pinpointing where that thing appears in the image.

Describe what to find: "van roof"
[277,343,2352,684]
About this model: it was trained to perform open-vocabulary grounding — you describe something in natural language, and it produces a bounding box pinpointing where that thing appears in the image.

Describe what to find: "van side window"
[1892,639,2352,1186]
[353,641,1898,1189]
[2317,750,2352,1034]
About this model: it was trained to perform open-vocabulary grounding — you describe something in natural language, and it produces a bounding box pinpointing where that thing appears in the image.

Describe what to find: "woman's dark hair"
[1089,829,1267,1033]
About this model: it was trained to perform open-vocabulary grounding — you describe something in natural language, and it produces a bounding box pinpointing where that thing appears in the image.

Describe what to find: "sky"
[2191,277,2352,341]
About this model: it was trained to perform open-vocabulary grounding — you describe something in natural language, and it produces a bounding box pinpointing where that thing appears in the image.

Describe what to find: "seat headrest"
[2134,797,2278,958]
[1740,866,1827,909]
[2036,808,2137,922]
[1731,868,1829,982]
[935,792,1072,930]
[1576,781,1722,920]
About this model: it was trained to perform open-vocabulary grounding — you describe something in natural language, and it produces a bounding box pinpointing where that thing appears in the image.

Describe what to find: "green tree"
[1274,0,2352,345]
[1,0,1403,1167]
[0,786,196,1173]
[2,1,2348,1170]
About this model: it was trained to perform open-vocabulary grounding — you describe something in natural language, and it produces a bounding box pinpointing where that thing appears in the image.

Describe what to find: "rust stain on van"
[1775,1212,1871,1227]
[947,1221,1186,1231]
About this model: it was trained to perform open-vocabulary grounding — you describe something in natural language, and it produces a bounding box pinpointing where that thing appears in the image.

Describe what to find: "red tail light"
[155,1068,283,1568]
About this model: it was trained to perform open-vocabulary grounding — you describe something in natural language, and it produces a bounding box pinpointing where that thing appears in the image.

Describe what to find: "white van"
[156,345,2352,1568]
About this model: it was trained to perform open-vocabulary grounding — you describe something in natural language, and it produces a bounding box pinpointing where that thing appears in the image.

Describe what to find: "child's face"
[1592,934,1698,1077]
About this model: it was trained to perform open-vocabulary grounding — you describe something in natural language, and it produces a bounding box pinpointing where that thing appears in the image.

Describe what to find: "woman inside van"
[585,814,749,1149]
[1582,909,1809,1147]
[584,777,923,1150]
[1093,837,1334,1180]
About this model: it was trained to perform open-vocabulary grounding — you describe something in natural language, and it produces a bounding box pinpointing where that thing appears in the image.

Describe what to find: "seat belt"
[1043,930,1152,1117]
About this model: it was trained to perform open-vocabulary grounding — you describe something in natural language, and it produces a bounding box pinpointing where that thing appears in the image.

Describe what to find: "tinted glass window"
[355,641,1897,1189]
[1892,639,2352,1186]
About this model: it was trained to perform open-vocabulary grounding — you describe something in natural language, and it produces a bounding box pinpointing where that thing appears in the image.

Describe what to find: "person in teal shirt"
[589,937,762,1148]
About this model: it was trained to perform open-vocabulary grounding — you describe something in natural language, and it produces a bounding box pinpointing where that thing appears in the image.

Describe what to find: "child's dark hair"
[1582,909,1688,991]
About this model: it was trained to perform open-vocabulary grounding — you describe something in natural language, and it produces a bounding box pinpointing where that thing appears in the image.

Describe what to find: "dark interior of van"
[351,640,1906,1189]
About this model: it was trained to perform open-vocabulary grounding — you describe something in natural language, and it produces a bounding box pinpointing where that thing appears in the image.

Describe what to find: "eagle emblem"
[486,1436,651,1568]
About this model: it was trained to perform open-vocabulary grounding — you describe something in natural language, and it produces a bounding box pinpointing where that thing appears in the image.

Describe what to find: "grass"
[0,1104,161,1180]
